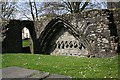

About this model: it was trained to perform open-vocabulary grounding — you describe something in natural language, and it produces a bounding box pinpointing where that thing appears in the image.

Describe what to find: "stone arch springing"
[38,18,93,55]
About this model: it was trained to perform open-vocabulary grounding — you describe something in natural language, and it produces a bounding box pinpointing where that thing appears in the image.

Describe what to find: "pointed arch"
[38,18,93,55]
[2,20,37,54]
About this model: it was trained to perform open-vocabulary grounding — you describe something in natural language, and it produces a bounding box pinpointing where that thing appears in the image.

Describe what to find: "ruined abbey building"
[2,9,120,58]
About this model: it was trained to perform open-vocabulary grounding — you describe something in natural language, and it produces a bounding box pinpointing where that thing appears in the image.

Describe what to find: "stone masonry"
[1,9,120,57]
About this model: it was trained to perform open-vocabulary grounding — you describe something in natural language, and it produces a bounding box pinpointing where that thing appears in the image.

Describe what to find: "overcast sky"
[10,0,108,20]
[11,0,119,2]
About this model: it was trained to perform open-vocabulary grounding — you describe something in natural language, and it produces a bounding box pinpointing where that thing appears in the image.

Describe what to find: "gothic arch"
[2,20,37,53]
[20,20,37,53]
[38,18,93,55]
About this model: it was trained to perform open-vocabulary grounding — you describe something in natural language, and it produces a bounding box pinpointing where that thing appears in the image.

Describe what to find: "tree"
[64,1,90,13]
[0,1,18,42]
[41,0,90,15]
[17,0,43,21]
[29,0,39,21]
[0,1,17,20]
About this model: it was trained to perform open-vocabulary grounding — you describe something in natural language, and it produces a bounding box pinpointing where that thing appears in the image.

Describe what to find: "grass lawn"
[22,39,30,47]
[1,54,119,78]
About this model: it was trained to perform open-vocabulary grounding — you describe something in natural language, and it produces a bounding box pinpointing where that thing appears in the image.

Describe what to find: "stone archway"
[2,20,37,54]
[21,20,37,54]
[38,18,92,56]
[2,9,119,57]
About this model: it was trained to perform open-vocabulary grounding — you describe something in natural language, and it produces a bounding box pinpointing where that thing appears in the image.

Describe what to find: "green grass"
[0,54,2,69]
[22,39,30,47]
[1,54,119,78]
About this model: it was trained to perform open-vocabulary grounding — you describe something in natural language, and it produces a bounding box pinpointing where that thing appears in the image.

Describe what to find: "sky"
[1,0,108,20]
[4,0,119,2]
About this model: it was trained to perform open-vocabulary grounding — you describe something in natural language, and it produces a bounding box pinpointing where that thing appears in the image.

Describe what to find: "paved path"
[1,67,72,80]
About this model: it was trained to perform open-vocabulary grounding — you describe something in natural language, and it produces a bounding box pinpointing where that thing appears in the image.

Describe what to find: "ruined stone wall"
[2,20,23,53]
[2,9,120,57]
[2,20,35,53]
[112,9,120,53]
[51,31,88,56]
[35,9,120,57]
[34,14,58,39]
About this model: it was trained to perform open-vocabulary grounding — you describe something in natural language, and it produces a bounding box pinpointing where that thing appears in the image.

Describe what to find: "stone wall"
[35,9,120,57]
[2,9,120,57]
[2,20,23,53]
[51,31,88,56]
[112,9,120,53]
[2,20,36,53]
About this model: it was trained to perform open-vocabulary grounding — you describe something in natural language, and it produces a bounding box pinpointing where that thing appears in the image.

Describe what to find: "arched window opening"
[22,27,31,53]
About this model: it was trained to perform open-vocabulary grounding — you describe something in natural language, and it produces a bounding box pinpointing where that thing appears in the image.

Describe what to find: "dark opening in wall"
[107,10,118,37]
[106,10,120,54]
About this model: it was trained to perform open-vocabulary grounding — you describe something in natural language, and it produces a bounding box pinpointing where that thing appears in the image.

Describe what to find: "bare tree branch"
[63,0,89,13]
[0,1,16,20]
[29,0,35,21]
[33,0,38,20]
[80,2,89,12]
